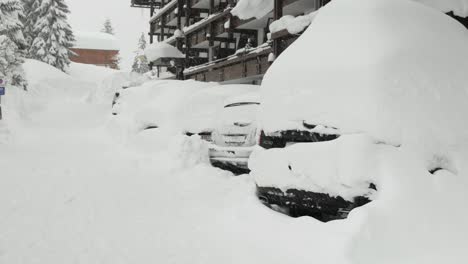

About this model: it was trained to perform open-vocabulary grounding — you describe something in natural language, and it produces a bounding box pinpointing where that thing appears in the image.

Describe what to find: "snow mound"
[3,60,116,130]
[168,135,210,169]
[23,59,72,85]
[231,0,273,20]
[144,42,185,62]
[88,72,149,104]
[261,0,468,151]
[253,0,468,263]
[73,31,119,51]
[68,62,118,84]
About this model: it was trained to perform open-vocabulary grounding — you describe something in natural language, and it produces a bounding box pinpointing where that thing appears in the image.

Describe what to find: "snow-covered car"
[248,0,468,222]
[110,80,218,132]
[181,84,260,143]
[110,80,260,140]
[252,133,378,221]
[209,93,260,174]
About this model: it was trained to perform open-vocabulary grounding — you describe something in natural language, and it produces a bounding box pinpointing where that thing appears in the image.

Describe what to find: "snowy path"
[0,92,352,264]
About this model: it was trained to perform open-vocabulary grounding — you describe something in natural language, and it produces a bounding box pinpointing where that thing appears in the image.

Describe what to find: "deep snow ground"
[0,62,353,264]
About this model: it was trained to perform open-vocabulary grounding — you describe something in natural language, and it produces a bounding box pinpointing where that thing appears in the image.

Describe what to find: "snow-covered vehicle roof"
[177,84,260,133]
[260,0,468,149]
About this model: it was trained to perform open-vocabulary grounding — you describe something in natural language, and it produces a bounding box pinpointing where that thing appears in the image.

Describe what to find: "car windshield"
[224,102,260,108]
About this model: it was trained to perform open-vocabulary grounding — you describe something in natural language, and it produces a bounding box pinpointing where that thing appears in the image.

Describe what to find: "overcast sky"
[66,0,150,71]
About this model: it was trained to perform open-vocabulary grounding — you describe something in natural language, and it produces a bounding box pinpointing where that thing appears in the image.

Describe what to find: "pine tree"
[131,33,150,74]
[20,0,39,49]
[101,18,114,35]
[29,0,75,72]
[0,0,27,88]
[111,53,121,70]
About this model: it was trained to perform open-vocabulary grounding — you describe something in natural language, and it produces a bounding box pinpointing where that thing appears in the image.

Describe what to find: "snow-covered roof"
[72,31,119,51]
[144,42,185,62]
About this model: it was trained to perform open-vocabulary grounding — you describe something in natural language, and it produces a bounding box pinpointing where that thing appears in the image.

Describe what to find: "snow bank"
[22,59,72,85]
[68,62,118,84]
[269,12,318,34]
[144,42,185,62]
[414,0,468,17]
[231,0,273,20]
[87,71,149,104]
[2,60,118,131]
[73,31,119,51]
[253,0,468,263]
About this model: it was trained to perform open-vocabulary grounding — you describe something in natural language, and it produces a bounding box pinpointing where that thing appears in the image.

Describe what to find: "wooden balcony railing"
[185,44,272,82]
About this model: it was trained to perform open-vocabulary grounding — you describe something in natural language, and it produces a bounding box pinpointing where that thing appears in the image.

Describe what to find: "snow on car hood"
[250,134,380,201]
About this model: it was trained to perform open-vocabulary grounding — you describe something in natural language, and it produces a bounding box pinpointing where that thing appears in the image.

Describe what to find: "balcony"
[131,0,162,8]
[184,9,231,48]
[184,42,272,83]
[149,0,178,23]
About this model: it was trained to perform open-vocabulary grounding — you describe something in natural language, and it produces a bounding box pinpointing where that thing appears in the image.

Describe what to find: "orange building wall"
[70,48,119,69]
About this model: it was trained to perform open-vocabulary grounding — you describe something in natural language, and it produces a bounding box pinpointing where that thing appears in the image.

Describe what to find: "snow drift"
[251,0,468,263]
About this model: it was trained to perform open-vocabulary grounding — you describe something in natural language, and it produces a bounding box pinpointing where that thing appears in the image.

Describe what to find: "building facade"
[70,32,120,69]
[134,0,468,84]
[132,0,330,84]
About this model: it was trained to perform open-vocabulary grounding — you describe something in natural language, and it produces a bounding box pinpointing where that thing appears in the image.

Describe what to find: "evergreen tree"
[101,18,114,35]
[111,53,121,70]
[29,0,75,72]
[131,33,150,74]
[20,0,39,49]
[0,0,27,88]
